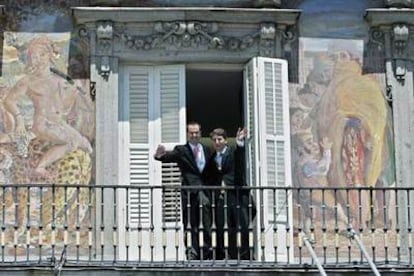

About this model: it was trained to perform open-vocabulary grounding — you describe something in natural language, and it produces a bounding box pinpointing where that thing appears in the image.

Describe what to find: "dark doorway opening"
[186,69,243,139]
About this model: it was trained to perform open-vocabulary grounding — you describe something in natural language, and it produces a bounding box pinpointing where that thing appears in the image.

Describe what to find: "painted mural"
[0,4,94,256]
[290,37,395,237]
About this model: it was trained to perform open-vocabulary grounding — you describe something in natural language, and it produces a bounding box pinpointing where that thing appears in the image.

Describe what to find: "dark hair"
[187,121,201,131]
[209,128,227,139]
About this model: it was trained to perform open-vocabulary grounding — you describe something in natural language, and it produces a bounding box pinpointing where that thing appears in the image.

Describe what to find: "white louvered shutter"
[157,66,186,225]
[244,57,293,261]
[128,68,152,229]
[120,65,185,261]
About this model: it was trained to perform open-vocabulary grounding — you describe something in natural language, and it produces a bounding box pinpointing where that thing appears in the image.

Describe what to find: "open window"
[118,57,292,261]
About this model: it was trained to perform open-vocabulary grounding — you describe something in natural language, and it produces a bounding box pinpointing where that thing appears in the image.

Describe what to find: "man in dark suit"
[206,127,254,260]
[154,122,212,260]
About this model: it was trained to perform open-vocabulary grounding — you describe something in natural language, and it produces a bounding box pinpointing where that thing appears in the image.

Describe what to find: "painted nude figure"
[3,36,92,178]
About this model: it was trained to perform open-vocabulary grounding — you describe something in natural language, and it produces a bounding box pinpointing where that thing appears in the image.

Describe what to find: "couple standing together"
[154,122,254,260]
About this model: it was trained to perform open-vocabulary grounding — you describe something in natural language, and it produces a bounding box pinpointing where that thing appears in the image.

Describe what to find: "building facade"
[0,0,413,274]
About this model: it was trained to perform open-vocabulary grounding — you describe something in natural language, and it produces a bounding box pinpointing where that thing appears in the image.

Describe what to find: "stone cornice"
[365,9,414,26]
[72,7,300,25]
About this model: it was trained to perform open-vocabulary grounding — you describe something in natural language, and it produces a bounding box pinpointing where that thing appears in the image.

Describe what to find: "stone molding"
[88,0,283,8]
[73,7,300,79]
[385,0,414,8]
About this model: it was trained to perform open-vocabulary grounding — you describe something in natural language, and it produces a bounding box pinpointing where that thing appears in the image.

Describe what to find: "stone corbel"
[391,24,409,80]
[96,21,114,80]
[259,23,276,57]
[385,0,414,8]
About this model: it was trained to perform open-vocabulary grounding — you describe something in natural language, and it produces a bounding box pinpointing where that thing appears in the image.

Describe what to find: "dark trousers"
[214,191,252,260]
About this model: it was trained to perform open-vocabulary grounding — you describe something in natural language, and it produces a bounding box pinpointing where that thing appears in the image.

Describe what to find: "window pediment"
[73,7,299,78]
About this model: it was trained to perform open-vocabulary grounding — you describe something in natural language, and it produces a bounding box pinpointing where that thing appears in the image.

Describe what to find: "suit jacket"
[206,145,245,189]
[154,143,211,191]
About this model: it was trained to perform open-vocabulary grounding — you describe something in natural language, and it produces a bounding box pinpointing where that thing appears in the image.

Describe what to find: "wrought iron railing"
[0,184,413,273]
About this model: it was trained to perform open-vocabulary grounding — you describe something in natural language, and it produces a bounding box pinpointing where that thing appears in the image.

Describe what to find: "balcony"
[0,184,413,275]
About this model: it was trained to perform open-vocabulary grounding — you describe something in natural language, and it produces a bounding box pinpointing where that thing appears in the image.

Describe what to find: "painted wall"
[0,2,94,255]
[290,0,395,231]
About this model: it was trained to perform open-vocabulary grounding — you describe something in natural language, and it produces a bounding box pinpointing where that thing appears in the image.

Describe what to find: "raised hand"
[154,144,166,158]
[320,137,332,150]
[236,127,247,142]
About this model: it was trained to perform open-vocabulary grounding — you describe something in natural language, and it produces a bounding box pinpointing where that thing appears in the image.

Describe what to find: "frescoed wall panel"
[0,3,94,257]
[289,1,395,248]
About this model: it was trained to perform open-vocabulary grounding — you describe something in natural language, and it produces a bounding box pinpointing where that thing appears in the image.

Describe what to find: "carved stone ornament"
[259,23,276,56]
[392,24,410,80]
[121,21,260,52]
[96,21,114,79]
[385,0,414,8]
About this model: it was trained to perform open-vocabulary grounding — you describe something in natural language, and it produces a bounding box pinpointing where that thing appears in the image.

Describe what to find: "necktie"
[193,145,204,172]
[193,145,200,161]
[216,152,222,170]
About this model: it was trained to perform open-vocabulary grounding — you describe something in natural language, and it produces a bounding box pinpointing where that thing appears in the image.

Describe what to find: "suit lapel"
[185,143,198,171]
[221,146,231,170]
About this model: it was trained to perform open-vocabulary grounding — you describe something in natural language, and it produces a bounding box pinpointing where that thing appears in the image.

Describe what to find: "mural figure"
[292,41,393,232]
[3,36,93,179]
[0,33,94,254]
[292,129,348,239]
[314,52,388,228]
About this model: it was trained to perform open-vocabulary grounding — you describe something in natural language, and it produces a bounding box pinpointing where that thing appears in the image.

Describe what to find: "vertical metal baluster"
[162,186,167,263]
[174,186,180,263]
[248,188,254,264]
[260,189,265,262]
[297,188,303,265]
[211,190,217,262]
[137,186,142,263]
[321,189,327,264]
[26,186,30,263]
[358,188,363,264]
[100,187,104,263]
[51,185,56,262]
[64,186,68,263]
[125,186,129,264]
[334,189,339,265]
[185,189,191,263]
[198,189,205,263]
[1,186,5,262]
[272,188,277,264]
[309,188,314,255]
[370,188,376,262]
[223,190,229,264]
[395,189,400,264]
[346,189,351,264]
[150,187,154,263]
[382,189,389,264]
[236,187,241,263]
[408,189,412,265]
[13,186,18,262]
[285,188,291,265]
[87,186,93,263]
[113,187,117,264]
[39,187,44,262]
[76,186,80,263]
